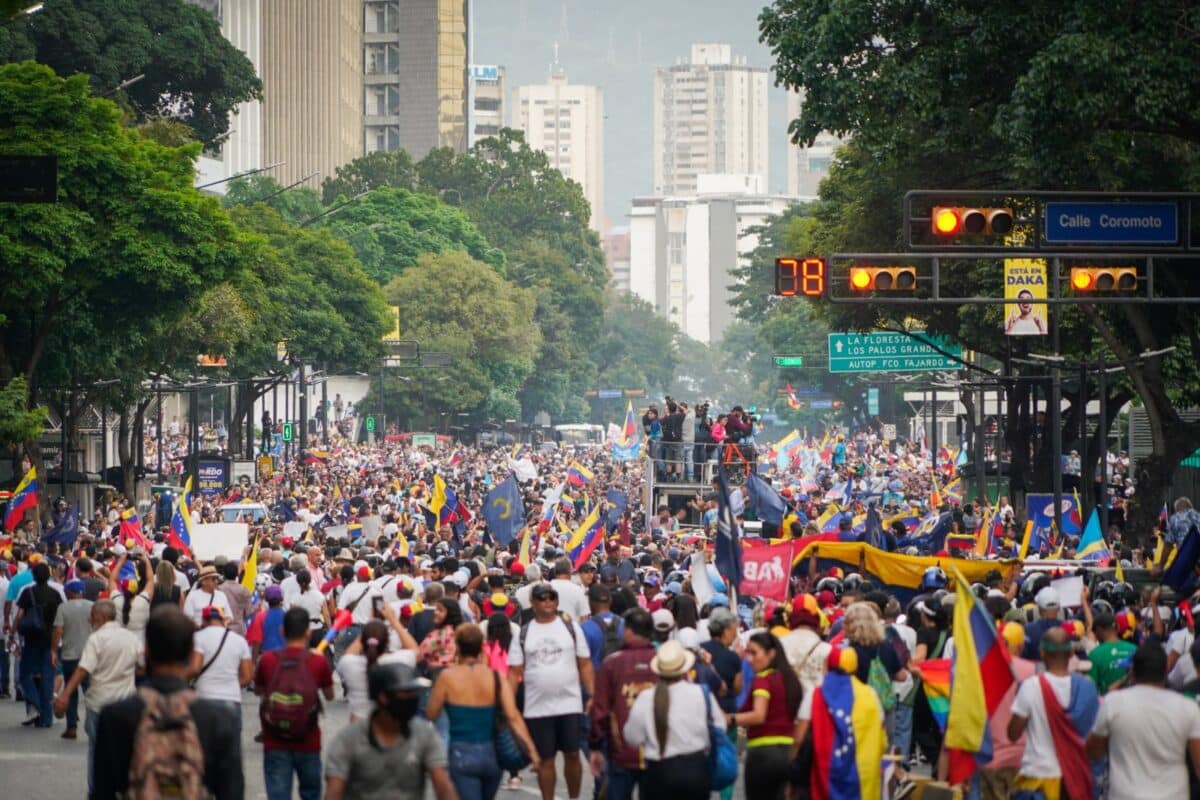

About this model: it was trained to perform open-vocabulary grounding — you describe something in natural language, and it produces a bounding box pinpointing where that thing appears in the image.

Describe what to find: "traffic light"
[849,266,917,292]
[1069,267,1138,293]
[931,206,1014,236]
[775,257,826,297]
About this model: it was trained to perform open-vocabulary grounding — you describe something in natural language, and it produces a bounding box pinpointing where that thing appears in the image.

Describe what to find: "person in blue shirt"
[832,435,847,467]
[580,585,623,671]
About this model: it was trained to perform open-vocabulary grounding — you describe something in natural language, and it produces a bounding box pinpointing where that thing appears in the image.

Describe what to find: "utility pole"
[299,359,308,458]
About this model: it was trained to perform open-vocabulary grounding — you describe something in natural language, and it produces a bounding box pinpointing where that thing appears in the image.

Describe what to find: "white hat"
[353,560,369,573]
[1035,586,1061,609]
[651,640,695,679]
[652,608,675,632]
[675,627,701,652]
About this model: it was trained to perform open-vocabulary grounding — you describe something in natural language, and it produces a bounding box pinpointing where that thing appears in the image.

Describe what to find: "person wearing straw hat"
[622,640,725,800]
[182,565,231,629]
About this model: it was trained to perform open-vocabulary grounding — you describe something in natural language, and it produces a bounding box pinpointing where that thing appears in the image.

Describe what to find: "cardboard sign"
[191,523,250,563]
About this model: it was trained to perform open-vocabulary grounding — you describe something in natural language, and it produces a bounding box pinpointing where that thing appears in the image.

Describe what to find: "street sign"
[365,416,376,432]
[597,389,622,399]
[867,387,880,415]
[773,355,804,367]
[810,399,834,410]
[1044,202,1178,245]
[280,422,294,442]
[827,332,962,373]
[882,423,897,440]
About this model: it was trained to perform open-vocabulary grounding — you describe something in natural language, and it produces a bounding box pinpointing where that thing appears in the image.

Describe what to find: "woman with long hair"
[483,611,514,673]
[336,605,419,722]
[427,624,539,800]
[731,632,803,800]
[623,640,726,800]
[108,551,155,636]
[287,568,329,648]
[149,559,182,610]
[419,598,464,680]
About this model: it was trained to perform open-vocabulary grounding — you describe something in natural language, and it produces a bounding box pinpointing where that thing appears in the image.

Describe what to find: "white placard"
[191,522,251,563]
[1050,574,1084,608]
[283,521,310,541]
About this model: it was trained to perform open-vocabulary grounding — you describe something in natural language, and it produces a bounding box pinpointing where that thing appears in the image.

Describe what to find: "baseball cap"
[356,566,372,580]
[652,608,675,632]
[665,581,682,595]
[1035,586,1061,609]
[264,585,284,603]
[64,579,86,595]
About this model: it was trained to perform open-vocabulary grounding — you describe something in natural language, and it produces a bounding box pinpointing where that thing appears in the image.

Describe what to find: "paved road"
[0,683,599,800]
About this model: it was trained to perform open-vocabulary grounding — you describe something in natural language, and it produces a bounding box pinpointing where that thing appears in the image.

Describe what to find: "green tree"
[223,174,325,227]
[322,150,418,204]
[759,0,1200,538]
[0,377,45,453]
[362,250,540,428]
[0,0,262,148]
[323,187,501,284]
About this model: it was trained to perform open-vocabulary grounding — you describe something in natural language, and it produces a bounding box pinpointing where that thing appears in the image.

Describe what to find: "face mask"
[386,694,419,724]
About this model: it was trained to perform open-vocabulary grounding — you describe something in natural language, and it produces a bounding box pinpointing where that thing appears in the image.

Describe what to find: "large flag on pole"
[483,474,525,547]
[713,464,743,590]
[3,466,38,532]
[168,476,195,555]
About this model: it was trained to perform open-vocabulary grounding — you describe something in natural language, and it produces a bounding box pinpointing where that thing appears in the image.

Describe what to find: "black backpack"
[594,616,622,661]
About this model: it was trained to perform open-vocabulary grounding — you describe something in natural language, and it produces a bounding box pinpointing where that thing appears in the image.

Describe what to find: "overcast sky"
[473,0,794,230]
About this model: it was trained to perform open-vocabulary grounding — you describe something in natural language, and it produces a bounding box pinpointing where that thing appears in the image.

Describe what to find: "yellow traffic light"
[931,206,1013,236]
[1069,267,1137,293]
[849,267,917,292]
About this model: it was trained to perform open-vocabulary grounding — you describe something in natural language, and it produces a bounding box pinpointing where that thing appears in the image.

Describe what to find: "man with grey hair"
[549,556,590,622]
[514,563,545,611]
[279,554,308,607]
[1167,497,1200,556]
[53,599,141,796]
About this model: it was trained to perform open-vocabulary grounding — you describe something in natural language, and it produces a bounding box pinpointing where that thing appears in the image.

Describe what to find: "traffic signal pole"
[1049,259,1064,536]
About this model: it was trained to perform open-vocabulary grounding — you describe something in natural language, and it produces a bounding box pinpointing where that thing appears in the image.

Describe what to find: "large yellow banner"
[1003,259,1047,336]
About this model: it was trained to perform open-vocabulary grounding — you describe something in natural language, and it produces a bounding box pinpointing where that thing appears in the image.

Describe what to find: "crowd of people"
[0,405,1197,800]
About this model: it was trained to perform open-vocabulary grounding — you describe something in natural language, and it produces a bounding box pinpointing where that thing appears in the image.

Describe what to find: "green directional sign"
[365,415,376,432]
[773,355,804,367]
[281,421,294,442]
[827,332,962,373]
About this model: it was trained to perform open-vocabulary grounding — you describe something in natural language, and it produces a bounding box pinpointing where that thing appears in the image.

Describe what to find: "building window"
[475,97,501,112]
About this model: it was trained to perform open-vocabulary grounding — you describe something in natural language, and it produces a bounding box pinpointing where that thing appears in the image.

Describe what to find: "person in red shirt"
[254,607,335,800]
[731,632,802,800]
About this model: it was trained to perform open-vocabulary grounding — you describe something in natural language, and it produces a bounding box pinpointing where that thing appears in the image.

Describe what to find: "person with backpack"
[254,606,335,800]
[508,582,594,800]
[13,561,63,728]
[580,585,623,671]
[91,604,243,800]
[622,640,726,800]
[588,607,657,800]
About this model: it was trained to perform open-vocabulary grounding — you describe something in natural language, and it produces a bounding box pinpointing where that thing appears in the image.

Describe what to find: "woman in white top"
[624,640,725,800]
[107,551,155,637]
[335,603,419,721]
[287,568,330,646]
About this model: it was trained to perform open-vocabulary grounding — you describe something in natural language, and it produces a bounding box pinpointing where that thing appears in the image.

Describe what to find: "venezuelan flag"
[120,507,149,549]
[943,570,1017,785]
[785,383,802,410]
[919,658,952,731]
[430,475,460,526]
[169,476,195,554]
[3,467,38,532]
[943,476,963,504]
[566,461,593,487]
[567,505,604,568]
[810,669,887,800]
[1075,508,1110,561]
[620,401,637,444]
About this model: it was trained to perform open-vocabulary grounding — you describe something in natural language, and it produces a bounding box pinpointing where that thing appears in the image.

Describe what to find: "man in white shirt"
[189,607,253,730]
[549,557,589,622]
[53,600,141,797]
[182,566,232,628]
[514,563,545,611]
[509,582,593,800]
[1087,643,1200,800]
[277,555,306,607]
[338,565,382,626]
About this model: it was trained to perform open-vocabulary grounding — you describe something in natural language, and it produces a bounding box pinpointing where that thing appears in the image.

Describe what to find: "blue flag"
[1164,524,1200,595]
[41,503,79,547]
[863,504,886,551]
[746,474,787,526]
[483,474,525,547]
[714,464,744,590]
[604,489,627,533]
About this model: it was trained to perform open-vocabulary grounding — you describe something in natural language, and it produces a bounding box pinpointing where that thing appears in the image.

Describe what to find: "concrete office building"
[513,65,605,232]
[628,174,793,344]
[786,91,844,199]
[261,0,362,188]
[604,226,631,293]
[468,64,505,146]
[653,44,769,197]
[364,0,470,158]
[186,0,262,194]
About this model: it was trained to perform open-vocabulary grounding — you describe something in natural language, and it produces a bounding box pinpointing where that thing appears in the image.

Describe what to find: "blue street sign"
[810,400,834,410]
[597,389,622,399]
[1044,202,1178,245]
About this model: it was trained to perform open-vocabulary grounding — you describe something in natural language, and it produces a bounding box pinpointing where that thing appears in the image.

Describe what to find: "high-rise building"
[628,174,792,344]
[261,0,362,188]
[653,44,769,197]
[786,91,843,199]
[513,64,604,232]
[468,64,505,146]
[603,226,631,293]
[186,0,262,194]
[364,0,469,158]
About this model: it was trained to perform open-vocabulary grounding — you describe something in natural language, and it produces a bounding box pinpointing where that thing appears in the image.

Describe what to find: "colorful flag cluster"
[566,505,605,568]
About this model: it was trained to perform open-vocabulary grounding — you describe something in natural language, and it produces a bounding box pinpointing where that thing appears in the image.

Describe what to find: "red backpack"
[259,651,320,742]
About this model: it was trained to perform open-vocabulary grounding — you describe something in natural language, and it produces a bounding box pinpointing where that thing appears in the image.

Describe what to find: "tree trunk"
[117,407,132,496]
[1004,379,1034,509]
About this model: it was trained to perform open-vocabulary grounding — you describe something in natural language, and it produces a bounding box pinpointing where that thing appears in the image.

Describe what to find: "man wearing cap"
[190,605,253,730]
[589,607,656,800]
[51,579,93,738]
[509,582,593,800]
[324,662,454,800]
[1020,586,1063,660]
[54,600,141,795]
[247,585,288,660]
[183,564,232,628]
[1088,612,1137,695]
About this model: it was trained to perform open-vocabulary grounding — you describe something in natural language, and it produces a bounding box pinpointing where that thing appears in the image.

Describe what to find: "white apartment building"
[786,91,844,199]
[468,64,505,146]
[513,66,604,232]
[188,0,262,194]
[653,44,769,197]
[628,174,794,344]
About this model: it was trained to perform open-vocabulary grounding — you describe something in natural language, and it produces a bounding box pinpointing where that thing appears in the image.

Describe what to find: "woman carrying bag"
[623,640,728,800]
[427,623,539,800]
